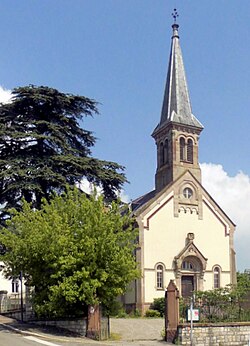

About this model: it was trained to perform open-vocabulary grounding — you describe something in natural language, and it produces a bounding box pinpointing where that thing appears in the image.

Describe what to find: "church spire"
[158,14,203,129]
[153,13,203,192]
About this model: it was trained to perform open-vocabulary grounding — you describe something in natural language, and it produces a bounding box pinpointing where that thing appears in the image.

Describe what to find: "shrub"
[145,309,161,317]
[150,297,165,317]
[129,308,141,317]
[107,300,127,318]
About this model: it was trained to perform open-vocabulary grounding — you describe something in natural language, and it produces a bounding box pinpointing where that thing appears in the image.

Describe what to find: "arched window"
[164,139,169,164]
[156,264,164,289]
[180,137,185,161]
[213,266,220,288]
[187,139,193,163]
[159,142,164,167]
[181,260,194,270]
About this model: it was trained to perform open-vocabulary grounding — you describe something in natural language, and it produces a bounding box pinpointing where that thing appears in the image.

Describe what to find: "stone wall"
[178,322,250,346]
[1,310,87,336]
[2,308,35,321]
[32,318,87,336]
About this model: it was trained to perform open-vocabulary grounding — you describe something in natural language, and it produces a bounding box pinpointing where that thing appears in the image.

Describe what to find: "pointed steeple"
[152,15,203,192]
[157,22,203,131]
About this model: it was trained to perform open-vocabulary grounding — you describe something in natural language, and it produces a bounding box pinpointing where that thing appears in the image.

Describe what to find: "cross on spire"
[172,8,179,23]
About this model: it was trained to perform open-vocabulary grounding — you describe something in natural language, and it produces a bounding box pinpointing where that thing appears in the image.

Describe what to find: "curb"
[1,322,97,344]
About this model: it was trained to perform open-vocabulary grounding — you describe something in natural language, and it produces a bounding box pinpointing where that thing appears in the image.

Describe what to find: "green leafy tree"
[236,271,250,297]
[0,188,139,317]
[0,85,126,221]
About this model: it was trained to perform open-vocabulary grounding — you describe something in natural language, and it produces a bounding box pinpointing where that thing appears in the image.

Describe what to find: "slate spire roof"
[155,23,203,132]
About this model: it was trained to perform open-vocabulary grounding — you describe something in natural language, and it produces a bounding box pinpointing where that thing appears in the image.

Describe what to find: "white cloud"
[201,163,250,271]
[78,178,130,203]
[0,86,12,103]
[117,190,130,203]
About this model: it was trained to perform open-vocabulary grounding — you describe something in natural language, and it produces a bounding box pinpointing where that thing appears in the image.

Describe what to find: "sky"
[0,1,249,271]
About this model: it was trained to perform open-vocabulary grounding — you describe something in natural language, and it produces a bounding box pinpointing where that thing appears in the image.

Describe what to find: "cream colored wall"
[203,271,231,291]
[141,195,232,302]
[144,270,174,303]
[0,261,12,293]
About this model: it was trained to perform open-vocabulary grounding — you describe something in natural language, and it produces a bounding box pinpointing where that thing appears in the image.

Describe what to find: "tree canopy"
[0,85,126,220]
[0,188,139,317]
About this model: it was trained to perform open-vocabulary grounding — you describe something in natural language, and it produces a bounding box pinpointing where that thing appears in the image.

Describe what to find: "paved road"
[110,318,165,341]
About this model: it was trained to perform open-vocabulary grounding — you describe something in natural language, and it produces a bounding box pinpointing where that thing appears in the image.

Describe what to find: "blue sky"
[0,1,249,270]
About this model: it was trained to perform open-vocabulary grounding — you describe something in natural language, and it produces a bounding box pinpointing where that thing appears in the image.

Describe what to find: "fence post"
[165,280,180,343]
[0,290,7,313]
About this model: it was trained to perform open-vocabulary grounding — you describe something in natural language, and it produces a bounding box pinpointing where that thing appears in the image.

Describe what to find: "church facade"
[124,22,236,312]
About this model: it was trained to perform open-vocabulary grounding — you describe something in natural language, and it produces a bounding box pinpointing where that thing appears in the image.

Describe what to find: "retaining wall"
[1,310,87,336]
[32,318,87,336]
[178,322,250,346]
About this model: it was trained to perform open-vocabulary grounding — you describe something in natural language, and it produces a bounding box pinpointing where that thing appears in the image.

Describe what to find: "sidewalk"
[0,315,172,345]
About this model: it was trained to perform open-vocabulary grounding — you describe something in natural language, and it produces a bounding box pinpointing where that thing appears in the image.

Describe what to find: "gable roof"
[132,169,235,228]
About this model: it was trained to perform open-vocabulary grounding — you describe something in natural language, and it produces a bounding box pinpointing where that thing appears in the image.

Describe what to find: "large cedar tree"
[0,85,126,220]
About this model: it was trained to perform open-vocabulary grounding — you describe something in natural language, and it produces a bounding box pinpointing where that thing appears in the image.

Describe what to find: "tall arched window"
[159,142,164,167]
[213,266,220,288]
[164,139,169,164]
[187,139,193,163]
[156,264,164,289]
[180,137,185,161]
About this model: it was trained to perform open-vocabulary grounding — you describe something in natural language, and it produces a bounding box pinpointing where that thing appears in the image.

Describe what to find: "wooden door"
[181,275,194,297]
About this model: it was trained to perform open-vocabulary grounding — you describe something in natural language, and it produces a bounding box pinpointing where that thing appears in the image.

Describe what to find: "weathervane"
[172,8,179,23]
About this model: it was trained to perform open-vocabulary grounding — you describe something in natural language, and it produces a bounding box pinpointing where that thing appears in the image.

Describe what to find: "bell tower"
[152,15,203,192]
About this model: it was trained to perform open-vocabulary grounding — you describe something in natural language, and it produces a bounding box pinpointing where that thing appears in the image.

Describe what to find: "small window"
[12,279,19,293]
[182,261,194,270]
[214,266,220,288]
[164,139,169,164]
[183,187,193,199]
[187,139,193,163]
[180,137,185,161]
[159,142,164,167]
[156,264,164,289]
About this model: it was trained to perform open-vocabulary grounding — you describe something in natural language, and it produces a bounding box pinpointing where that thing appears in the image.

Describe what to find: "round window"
[183,187,193,199]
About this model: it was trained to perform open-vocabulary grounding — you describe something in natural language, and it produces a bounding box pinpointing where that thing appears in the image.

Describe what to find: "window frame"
[213,266,221,289]
[159,142,164,167]
[156,263,164,290]
[180,137,185,161]
[164,139,169,164]
[183,187,193,199]
[187,138,193,163]
[12,278,19,293]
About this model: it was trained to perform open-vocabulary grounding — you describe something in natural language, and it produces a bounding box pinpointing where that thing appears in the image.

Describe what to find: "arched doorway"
[174,235,207,297]
[180,256,202,297]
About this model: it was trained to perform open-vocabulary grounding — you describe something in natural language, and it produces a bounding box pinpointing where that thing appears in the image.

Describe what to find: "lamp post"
[19,271,24,322]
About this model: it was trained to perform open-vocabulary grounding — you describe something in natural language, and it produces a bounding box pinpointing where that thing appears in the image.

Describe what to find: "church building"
[124,20,237,312]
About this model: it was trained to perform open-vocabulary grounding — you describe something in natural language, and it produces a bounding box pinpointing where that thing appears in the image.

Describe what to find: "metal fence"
[0,293,22,313]
[180,295,250,323]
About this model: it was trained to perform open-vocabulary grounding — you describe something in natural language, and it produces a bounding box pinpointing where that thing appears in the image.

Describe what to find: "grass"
[108,332,122,341]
